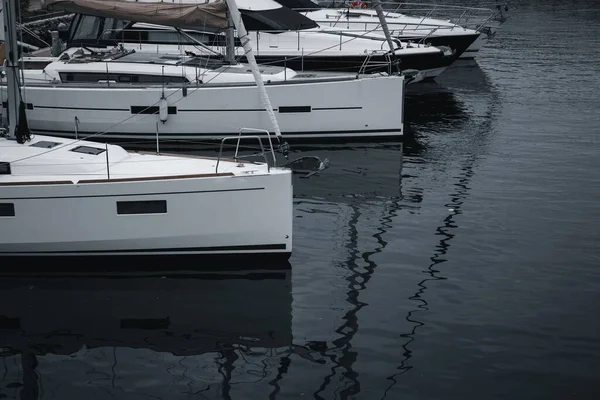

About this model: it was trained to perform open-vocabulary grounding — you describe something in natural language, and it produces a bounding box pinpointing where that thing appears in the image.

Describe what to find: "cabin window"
[60,72,189,84]
[117,200,167,215]
[0,203,15,217]
[23,60,53,69]
[69,15,129,44]
[99,18,126,41]
[274,0,321,11]
[118,28,148,43]
[121,27,228,46]
[147,30,187,44]
[0,162,11,175]
[345,12,369,18]
[131,106,177,115]
[71,15,103,42]
[279,105,312,113]
[240,8,318,31]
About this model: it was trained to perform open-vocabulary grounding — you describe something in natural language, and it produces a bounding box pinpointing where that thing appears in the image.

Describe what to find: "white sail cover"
[41,0,228,30]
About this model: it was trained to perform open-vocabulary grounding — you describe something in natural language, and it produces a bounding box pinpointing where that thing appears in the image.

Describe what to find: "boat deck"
[0,135,281,184]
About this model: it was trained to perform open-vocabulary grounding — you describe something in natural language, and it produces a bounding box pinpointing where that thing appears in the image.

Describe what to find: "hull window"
[0,203,15,217]
[0,162,11,175]
[279,106,311,113]
[131,106,177,115]
[117,200,167,215]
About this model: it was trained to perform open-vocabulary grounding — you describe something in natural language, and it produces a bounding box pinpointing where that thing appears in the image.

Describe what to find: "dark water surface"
[2,1,600,398]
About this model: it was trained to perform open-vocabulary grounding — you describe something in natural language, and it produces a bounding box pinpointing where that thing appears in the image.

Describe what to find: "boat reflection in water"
[0,267,292,399]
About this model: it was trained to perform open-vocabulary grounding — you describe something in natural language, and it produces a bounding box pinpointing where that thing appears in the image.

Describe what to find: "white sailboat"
[78,0,454,79]
[300,0,508,60]
[1,0,407,143]
[0,0,294,262]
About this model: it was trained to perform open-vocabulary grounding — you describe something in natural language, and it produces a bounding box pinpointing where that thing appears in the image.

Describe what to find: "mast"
[2,0,21,140]
[225,7,236,65]
[371,0,396,53]
[224,0,283,140]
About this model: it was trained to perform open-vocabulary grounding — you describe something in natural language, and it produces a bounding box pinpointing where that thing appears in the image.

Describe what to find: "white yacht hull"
[303,8,498,61]
[0,0,294,265]
[0,171,292,259]
[1,75,404,141]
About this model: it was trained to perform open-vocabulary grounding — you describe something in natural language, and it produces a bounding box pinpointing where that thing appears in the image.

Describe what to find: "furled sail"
[41,0,228,30]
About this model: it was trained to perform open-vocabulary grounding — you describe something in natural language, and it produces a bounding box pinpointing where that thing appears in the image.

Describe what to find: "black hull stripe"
[0,270,290,278]
[22,106,365,113]
[311,106,362,111]
[0,243,288,255]
[34,105,128,111]
[250,52,456,73]
[181,106,363,112]
[0,187,264,201]
[179,108,269,112]
[36,128,400,137]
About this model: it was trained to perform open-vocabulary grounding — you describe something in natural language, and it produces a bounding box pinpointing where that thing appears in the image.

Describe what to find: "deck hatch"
[30,140,62,149]
[70,146,106,155]
[117,200,167,215]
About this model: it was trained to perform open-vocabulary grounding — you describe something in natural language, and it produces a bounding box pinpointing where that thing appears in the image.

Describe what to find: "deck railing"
[216,129,277,173]
[299,1,511,32]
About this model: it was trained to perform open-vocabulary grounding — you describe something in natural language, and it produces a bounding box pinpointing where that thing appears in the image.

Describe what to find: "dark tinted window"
[0,203,15,217]
[119,28,241,47]
[241,8,319,31]
[69,15,129,44]
[60,72,189,84]
[0,162,11,175]
[117,200,167,215]
[274,0,321,10]
[71,15,103,42]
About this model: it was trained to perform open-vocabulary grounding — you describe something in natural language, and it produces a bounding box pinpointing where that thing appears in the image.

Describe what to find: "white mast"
[2,0,21,140]
[0,2,4,42]
[371,0,396,53]
[224,0,283,139]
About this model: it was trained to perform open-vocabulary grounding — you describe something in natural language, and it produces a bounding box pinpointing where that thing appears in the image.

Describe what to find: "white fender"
[159,96,168,123]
